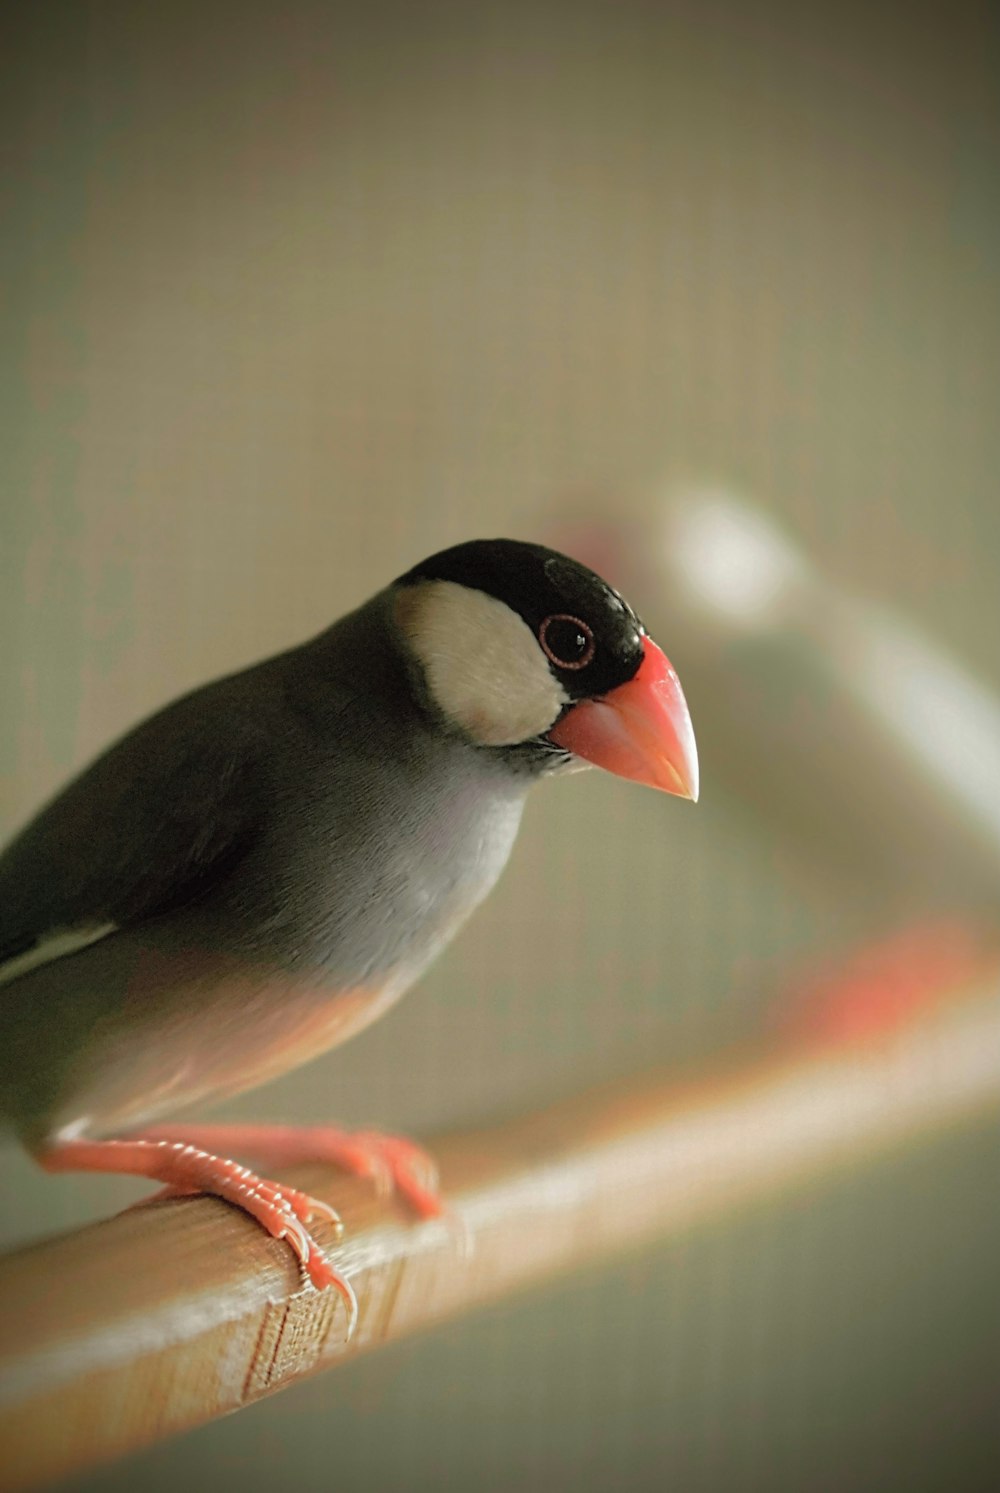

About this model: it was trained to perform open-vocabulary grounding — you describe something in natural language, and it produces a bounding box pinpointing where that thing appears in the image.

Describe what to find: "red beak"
[547,638,699,799]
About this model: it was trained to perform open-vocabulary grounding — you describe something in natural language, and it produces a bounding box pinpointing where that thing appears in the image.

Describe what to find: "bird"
[0,538,698,1332]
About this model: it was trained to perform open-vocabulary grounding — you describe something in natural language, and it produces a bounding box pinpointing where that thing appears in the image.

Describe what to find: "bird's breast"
[264,755,527,991]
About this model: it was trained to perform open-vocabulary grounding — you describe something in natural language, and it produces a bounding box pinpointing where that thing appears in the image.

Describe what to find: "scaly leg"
[137,1123,445,1218]
[37,1136,358,1336]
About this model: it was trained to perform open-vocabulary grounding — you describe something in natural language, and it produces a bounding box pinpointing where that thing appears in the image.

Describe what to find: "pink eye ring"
[539,614,595,670]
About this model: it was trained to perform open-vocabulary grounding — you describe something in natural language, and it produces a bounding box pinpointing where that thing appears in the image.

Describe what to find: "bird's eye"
[539,614,595,670]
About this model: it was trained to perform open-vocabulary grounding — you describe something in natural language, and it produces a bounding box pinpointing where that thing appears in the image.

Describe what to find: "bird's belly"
[9,939,422,1144]
[5,788,525,1145]
[87,969,415,1139]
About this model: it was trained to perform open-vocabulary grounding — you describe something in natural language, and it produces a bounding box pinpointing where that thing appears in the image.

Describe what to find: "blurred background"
[2,2,998,1490]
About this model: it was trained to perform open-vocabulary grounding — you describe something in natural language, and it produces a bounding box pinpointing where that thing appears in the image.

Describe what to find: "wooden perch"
[1,970,999,1492]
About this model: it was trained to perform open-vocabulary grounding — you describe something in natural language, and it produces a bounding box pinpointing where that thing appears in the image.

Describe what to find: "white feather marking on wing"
[0,923,118,988]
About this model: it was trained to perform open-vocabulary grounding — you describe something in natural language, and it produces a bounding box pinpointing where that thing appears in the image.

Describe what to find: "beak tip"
[674,762,699,803]
[672,719,700,804]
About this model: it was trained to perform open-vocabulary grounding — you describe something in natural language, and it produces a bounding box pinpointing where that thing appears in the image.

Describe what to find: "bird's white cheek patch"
[397,581,568,746]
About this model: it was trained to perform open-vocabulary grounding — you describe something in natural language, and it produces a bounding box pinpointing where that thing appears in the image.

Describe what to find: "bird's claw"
[302,1245,360,1338]
[343,1129,443,1217]
[304,1196,344,1230]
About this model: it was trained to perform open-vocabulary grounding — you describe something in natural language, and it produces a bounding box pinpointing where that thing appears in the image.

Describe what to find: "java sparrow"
[0,539,698,1330]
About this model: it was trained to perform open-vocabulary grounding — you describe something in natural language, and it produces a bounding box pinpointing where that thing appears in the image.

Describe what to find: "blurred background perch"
[1,954,998,1493]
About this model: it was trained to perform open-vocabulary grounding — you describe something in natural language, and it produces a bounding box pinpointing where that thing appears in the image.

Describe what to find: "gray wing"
[0,684,264,978]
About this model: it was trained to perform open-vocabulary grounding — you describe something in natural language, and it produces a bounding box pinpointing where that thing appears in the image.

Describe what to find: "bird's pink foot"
[37,1137,357,1335]
[139,1123,446,1219]
[306,1128,444,1219]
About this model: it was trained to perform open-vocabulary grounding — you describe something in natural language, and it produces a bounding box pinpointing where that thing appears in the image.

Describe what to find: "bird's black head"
[397,538,646,721]
[392,538,698,798]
